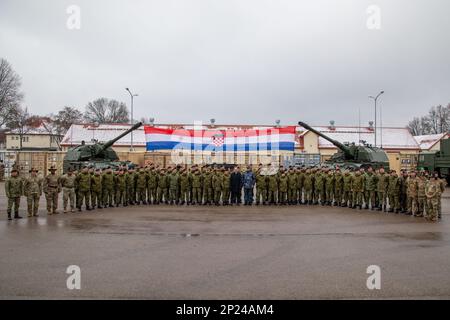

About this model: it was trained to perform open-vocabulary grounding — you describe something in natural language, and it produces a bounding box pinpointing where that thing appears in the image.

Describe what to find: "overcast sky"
[1,0,449,127]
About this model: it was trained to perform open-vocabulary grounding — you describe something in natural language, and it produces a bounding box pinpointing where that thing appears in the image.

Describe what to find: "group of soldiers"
[3,163,446,222]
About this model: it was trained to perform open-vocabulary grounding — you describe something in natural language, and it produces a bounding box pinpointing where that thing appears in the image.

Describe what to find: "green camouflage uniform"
[168,170,180,204]
[278,174,288,204]
[44,173,61,214]
[387,174,400,212]
[267,174,278,204]
[90,173,103,208]
[406,176,419,215]
[334,171,344,206]
[115,173,127,206]
[287,170,297,204]
[303,170,314,204]
[351,172,365,208]
[377,172,389,211]
[222,171,231,205]
[342,172,353,207]
[60,173,76,212]
[364,172,378,209]
[416,176,427,217]
[24,175,42,217]
[102,171,115,207]
[255,171,268,205]
[314,170,325,205]
[296,169,305,204]
[147,169,158,204]
[425,179,440,221]
[136,170,148,204]
[157,171,169,203]
[212,171,223,204]
[202,171,213,204]
[324,171,335,205]
[179,171,191,204]
[5,175,23,218]
[191,171,202,204]
[76,172,91,210]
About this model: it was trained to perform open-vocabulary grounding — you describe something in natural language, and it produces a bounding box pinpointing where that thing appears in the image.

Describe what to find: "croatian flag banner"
[144,126,296,152]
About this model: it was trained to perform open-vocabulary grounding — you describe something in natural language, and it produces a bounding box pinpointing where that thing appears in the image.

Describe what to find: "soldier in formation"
[3,163,446,223]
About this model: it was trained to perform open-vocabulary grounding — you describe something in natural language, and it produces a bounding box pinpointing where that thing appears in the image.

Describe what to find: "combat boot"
[63,208,68,213]
[7,212,12,220]
[14,213,23,219]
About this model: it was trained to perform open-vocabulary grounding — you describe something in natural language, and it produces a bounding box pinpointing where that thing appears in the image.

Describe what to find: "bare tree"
[84,98,129,123]
[7,106,30,149]
[54,106,83,132]
[408,104,450,135]
[0,58,23,127]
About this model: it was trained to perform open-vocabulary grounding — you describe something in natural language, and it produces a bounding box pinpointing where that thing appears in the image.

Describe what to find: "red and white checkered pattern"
[212,136,224,147]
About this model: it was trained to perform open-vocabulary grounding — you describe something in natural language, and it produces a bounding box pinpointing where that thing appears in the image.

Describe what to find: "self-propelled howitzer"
[63,122,143,172]
[298,121,390,170]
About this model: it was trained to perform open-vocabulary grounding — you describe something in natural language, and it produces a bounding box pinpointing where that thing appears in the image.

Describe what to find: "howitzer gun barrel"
[298,121,353,158]
[100,122,143,151]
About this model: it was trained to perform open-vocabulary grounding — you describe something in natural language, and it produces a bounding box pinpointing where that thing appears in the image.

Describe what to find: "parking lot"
[1,182,449,299]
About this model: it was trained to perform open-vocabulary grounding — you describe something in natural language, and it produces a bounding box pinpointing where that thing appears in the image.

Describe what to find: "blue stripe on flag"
[146,141,294,151]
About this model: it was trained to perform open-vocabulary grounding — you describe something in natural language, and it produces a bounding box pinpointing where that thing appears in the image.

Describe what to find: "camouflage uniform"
[334,170,344,206]
[5,174,23,219]
[406,176,419,215]
[364,172,378,209]
[324,171,335,206]
[168,169,180,204]
[387,173,400,213]
[425,179,440,221]
[90,172,103,209]
[179,171,191,204]
[376,172,389,211]
[147,168,158,204]
[222,171,231,205]
[102,170,115,207]
[342,171,353,207]
[136,169,148,204]
[76,171,92,210]
[314,170,325,205]
[287,169,297,204]
[212,170,223,205]
[202,170,213,205]
[399,173,409,213]
[24,173,43,217]
[157,170,169,204]
[267,174,278,204]
[191,171,202,204]
[44,172,61,214]
[255,171,268,205]
[60,173,76,212]
[296,169,305,204]
[303,170,314,204]
[278,174,288,205]
[416,175,427,217]
[115,172,127,206]
[351,171,365,209]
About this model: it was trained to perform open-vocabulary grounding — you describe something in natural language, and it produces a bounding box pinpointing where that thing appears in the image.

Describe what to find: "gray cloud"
[1,0,449,126]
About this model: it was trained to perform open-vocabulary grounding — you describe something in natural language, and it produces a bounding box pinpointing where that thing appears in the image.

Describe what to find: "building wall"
[6,134,60,150]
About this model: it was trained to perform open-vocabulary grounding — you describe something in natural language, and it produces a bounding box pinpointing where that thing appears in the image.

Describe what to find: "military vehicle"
[63,122,143,173]
[298,121,390,170]
[417,138,450,182]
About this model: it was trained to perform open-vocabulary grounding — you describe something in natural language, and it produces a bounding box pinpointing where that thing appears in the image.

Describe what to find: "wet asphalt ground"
[0,182,449,299]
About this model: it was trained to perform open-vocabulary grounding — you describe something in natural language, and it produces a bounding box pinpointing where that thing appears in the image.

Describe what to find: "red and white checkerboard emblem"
[212,134,224,147]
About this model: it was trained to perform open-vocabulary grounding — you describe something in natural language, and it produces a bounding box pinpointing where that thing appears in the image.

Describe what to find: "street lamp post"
[369,90,384,147]
[125,88,138,151]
